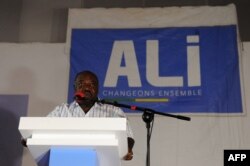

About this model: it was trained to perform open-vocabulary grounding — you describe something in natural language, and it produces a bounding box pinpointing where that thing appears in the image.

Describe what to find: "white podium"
[18,117,127,166]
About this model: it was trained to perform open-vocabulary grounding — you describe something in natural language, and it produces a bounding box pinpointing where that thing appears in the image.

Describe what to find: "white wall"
[0,42,249,166]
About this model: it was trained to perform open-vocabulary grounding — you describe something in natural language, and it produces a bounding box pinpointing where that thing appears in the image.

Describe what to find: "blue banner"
[68,25,243,113]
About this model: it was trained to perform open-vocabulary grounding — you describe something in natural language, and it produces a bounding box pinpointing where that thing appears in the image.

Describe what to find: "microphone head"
[74,91,85,99]
[74,91,97,104]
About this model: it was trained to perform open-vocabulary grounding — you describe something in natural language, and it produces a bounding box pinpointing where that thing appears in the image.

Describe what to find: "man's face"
[74,73,99,100]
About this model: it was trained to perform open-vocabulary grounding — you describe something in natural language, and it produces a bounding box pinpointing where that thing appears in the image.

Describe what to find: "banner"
[67,5,243,113]
[0,95,28,166]
[66,4,244,114]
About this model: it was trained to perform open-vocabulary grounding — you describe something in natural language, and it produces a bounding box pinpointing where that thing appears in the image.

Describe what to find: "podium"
[18,117,127,166]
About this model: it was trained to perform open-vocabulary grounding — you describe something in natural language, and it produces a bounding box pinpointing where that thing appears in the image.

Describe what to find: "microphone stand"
[97,99,191,166]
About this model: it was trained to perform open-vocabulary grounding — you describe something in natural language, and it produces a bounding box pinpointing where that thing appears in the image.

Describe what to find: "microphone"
[74,91,98,103]
[74,91,85,100]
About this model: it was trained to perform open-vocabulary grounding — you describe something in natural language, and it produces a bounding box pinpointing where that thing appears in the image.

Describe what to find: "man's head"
[74,70,99,101]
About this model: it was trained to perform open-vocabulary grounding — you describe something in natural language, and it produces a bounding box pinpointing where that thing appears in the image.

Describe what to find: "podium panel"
[49,147,97,166]
[19,117,127,166]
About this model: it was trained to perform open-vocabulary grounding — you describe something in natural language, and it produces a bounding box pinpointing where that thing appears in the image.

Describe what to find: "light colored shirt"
[47,101,134,138]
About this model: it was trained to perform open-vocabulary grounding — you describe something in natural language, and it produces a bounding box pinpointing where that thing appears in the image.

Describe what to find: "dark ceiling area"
[0,0,249,42]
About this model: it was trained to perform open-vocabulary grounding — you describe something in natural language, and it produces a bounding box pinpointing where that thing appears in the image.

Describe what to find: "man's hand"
[21,138,27,147]
[123,150,133,160]
[123,137,135,160]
